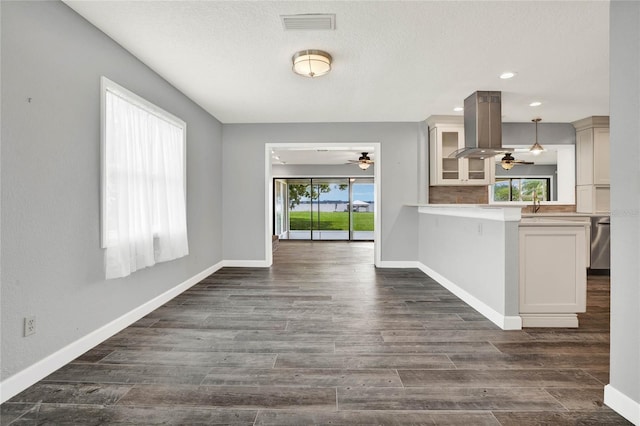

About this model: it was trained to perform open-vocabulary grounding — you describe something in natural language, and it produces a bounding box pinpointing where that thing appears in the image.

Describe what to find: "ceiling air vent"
[281,14,336,31]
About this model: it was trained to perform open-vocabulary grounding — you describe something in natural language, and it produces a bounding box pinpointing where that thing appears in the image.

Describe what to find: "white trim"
[0,261,223,404]
[520,314,579,328]
[417,205,522,222]
[373,145,381,267]
[377,261,420,268]
[101,77,185,128]
[502,315,524,330]
[223,260,271,268]
[265,145,274,267]
[604,384,640,425]
[489,144,576,205]
[417,262,522,330]
[264,142,382,267]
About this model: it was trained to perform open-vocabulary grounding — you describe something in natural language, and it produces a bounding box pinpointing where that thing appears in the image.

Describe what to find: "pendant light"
[529,118,544,155]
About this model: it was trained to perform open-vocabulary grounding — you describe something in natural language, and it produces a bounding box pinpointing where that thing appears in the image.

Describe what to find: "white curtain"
[104,90,188,279]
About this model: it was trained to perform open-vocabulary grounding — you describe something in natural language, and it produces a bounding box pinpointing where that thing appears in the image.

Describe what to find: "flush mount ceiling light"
[529,101,542,107]
[292,49,332,78]
[529,117,545,155]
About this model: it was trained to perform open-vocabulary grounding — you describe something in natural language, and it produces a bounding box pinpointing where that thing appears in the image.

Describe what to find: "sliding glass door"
[287,179,312,239]
[275,177,375,241]
[350,178,374,240]
[274,179,288,237]
[311,178,349,240]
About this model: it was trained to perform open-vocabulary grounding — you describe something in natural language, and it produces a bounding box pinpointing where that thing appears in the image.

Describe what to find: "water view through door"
[273,178,374,241]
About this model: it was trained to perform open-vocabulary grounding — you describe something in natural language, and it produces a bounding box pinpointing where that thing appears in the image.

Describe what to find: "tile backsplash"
[428,186,488,204]
[428,186,576,213]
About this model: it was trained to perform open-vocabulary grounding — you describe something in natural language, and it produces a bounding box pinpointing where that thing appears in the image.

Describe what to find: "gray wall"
[418,213,519,319]
[1,1,223,381]
[502,122,576,146]
[609,0,640,413]
[222,123,419,263]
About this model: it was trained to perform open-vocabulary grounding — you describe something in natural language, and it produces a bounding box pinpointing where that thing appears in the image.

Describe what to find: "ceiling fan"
[500,152,534,170]
[348,152,374,170]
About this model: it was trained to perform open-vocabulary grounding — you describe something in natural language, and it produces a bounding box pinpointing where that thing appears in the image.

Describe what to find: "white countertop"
[521,212,609,217]
[413,204,522,222]
[520,218,591,227]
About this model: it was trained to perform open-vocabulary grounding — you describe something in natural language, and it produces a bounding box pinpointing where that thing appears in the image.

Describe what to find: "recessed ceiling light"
[453,107,464,112]
[500,72,516,79]
[529,101,542,107]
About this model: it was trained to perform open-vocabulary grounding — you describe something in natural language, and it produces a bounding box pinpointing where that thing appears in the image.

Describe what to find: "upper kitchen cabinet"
[575,116,610,185]
[572,116,610,213]
[427,116,494,186]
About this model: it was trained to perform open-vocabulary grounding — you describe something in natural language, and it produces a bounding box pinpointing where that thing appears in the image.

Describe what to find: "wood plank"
[1,241,627,424]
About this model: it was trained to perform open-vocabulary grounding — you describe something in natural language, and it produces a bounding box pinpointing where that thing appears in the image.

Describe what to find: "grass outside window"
[290,211,373,231]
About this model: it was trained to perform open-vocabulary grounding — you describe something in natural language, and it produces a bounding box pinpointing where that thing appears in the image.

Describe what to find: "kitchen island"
[413,204,590,329]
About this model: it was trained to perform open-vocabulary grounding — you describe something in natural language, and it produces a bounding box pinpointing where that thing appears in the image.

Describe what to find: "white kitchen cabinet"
[573,116,610,213]
[521,214,592,267]
[519,220,588,328]
[427,116,494,186]
[576,125,610,185]
[576,185,610,215]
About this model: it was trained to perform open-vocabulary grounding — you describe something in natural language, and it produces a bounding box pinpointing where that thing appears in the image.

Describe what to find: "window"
[492,178,551,202]
[101,77,188,279]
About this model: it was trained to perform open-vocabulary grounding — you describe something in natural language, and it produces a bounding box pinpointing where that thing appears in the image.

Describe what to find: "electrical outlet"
[477,223,483,236]
[24,316,36,337]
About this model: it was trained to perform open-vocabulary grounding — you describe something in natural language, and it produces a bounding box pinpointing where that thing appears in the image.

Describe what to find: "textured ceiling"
[64,1,609,124]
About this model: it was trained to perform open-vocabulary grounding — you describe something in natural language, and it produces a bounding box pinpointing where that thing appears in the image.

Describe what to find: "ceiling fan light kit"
[500,153,516,170]
[292,49,332,78]
[347,152,373,170]
[500,152,534,170]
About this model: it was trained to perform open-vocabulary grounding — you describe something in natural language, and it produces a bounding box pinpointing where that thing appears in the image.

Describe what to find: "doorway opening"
[265,142,381,267]
[274,177,375,241]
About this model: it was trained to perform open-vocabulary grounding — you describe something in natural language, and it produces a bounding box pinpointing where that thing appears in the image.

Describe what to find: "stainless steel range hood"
[453,91,512,159]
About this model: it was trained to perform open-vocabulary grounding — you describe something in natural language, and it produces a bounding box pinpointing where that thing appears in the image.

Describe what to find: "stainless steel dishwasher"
[590,216,610,271]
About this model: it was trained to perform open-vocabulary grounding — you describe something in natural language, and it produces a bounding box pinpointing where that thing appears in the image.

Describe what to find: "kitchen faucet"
[532,190,541,213]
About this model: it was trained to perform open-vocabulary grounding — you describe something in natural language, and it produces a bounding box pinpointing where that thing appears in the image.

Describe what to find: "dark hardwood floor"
[1,241,630,425]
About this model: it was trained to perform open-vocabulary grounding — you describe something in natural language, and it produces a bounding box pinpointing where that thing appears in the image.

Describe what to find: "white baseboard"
[502,315,523,330]
[417,262,522,331]
[223,259,271,268]
[0,261,224,404]
[521,314,579,328]
[605,384,640,425]
[376,261,420,268]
